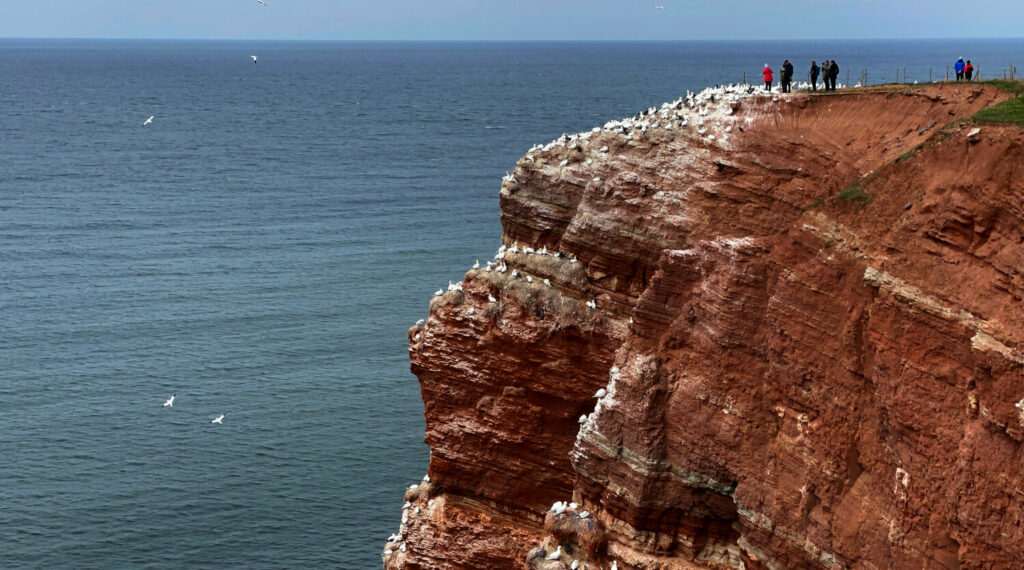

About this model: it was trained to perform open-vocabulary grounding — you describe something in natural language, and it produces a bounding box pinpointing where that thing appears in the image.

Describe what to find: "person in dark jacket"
[763,63,773,92]
[829,60,840,90]
[965,60,975,80]
[955,57,965,80]
[781,60,794,93]
[821,60,831,91]
[810,61,820,91]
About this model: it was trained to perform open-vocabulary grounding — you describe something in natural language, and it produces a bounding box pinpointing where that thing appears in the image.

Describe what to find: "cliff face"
[384,84,1024,570]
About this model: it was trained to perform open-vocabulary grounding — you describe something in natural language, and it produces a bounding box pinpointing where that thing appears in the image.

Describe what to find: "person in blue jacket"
[955,57,966,81]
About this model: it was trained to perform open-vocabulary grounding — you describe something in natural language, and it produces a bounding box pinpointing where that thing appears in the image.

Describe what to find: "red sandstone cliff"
[384,83,1024,570]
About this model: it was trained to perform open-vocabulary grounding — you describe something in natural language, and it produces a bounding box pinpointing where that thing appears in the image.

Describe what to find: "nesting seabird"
[594,388,606,398]
[547,546,562,560]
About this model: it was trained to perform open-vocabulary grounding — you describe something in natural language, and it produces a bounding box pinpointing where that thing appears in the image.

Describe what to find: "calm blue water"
[1,39,1021,568]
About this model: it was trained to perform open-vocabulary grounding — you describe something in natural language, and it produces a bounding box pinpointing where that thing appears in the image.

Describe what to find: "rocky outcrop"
[385,83,1024,569]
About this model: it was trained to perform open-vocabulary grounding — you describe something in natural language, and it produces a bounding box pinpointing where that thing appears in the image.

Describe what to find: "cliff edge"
[385,83,1024,569]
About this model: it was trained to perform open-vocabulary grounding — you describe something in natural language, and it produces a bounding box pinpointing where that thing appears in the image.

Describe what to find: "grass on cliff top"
[969,79,1024,126]
[972,96,1024,127]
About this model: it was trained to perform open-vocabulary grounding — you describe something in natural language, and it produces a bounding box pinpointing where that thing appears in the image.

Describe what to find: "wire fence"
[742,64,1018,89]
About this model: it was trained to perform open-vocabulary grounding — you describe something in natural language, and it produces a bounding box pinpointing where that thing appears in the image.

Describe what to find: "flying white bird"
[256,0,268,5]
[211,414,225,424]
[163,394,175,408]
[143,116,154,127]
[251,55,258,63]
[655,5,665,9]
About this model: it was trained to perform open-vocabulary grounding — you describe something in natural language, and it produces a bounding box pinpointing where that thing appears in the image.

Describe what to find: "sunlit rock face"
[385,83,1024,570]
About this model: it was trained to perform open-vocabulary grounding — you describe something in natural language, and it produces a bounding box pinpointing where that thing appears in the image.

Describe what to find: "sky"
[1,0,1022,41]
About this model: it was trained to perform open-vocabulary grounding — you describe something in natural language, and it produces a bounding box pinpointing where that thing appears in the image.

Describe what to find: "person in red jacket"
[965,60,975,80]
[763,63,773,92]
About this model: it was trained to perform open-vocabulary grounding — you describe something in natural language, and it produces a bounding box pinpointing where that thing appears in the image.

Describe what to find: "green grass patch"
[837,180,873,207]
[972,96,1024,127]
[897,146,919,162]
[976,79,1024,96]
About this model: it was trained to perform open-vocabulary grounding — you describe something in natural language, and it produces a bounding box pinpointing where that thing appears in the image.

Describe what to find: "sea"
[1,38,1021,568]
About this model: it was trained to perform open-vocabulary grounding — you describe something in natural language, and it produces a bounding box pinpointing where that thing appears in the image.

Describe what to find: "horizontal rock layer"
[385,84,1024,570]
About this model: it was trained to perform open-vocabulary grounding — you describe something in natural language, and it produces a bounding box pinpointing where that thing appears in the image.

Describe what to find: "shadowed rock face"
[384,84,1024,570]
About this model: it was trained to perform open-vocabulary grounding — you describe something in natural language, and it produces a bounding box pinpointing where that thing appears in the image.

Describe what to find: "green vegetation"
[972,96,1024,127]
[968,79,1024,127]
[897,145,921,162]
[809,198,825,209]
[977,79,1024,96]
[837,179,873,207]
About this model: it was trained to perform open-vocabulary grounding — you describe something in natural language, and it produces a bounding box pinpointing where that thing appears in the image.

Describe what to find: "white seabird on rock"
[594,388,606,398]
[547,545,562,560]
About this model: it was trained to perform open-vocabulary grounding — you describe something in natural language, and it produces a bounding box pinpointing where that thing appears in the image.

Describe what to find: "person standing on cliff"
[829,60,840,90]
[955,57,966,80]
[965,60,975,80]
[810,60,820,91]
[781,60,794,93]
[821,60,831,91]
[763,63,773,92]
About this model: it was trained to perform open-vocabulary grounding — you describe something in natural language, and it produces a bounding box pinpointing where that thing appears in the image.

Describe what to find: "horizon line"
[2,36,1023,43]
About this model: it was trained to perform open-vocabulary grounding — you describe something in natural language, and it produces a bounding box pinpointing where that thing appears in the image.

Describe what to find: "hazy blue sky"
[1,0,1022,41]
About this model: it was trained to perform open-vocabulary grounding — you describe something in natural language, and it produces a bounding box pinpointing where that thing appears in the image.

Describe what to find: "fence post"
[846,69,849,88]
[903,68,906,83]
[896,68,899,84]
[743,72,746,85]
[946,66,949,81]
[929,67,932,82]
